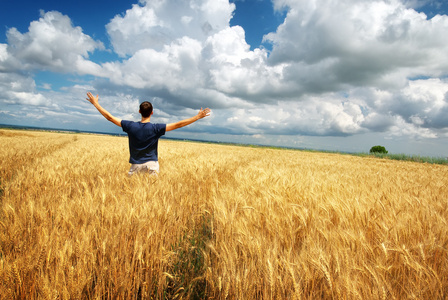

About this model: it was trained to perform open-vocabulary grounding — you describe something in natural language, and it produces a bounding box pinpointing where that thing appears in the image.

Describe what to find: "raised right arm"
[86,92,122,127]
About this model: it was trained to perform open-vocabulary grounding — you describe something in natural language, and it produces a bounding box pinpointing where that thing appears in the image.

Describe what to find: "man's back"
[121,121,166,164]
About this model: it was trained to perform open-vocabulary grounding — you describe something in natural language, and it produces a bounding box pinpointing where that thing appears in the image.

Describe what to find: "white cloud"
[6,11,104,74]
[266,0,448,89]
[0,44,7,61]
[203,27,286,100]
[60,0,448,143]
[387,116,438,139]
[388,78,448,129]
[217,94,368,137]
[41,83,52,90]
[0,43,21,72]
[0,72,53,108]
[10,92,50,106]
[1,0,448,156]
[106,0,235,56]
[104,36,204,89]
[0,73,35,94]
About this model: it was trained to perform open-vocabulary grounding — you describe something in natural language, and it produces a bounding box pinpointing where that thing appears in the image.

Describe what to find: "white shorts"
[128,161,159,176]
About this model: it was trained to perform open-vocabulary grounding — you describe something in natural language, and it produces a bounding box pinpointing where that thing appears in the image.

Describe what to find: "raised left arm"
[166,107,211,132]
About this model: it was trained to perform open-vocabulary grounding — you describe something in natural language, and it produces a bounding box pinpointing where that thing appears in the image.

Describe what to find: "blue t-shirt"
[121,120,166,164]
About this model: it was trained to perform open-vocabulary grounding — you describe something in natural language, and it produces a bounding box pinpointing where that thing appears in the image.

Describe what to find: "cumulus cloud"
[266,0,448,89]
[106,0,235,56]
[9,92,50,106]
[202,27,287,102]
[5,10,104,75]
[1,0,448,155]
[378,78,448,129]
[96,0,448,139]
[0,72,52,107]
[0,44,8,62]
[0,10,108,128]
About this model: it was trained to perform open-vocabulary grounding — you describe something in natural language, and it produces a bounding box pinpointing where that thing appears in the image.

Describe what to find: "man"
[86,92,211,176]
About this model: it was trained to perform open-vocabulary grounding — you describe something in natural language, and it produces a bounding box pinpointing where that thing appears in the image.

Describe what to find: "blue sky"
[1,0,448,157]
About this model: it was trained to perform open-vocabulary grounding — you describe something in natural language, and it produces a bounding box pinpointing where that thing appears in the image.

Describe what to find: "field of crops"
[1,129,447,299]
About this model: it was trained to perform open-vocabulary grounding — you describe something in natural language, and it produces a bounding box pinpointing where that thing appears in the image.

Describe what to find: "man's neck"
[141,116,151,123]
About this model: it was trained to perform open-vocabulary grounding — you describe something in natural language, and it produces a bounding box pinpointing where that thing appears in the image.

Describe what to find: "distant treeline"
[1,124,446,165]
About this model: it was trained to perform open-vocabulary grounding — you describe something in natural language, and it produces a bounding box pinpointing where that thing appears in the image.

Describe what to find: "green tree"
[370,145,388,154]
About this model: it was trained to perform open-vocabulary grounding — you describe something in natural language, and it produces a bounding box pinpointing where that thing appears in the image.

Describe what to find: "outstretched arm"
[86,92,122,127]
[166,108,211,132]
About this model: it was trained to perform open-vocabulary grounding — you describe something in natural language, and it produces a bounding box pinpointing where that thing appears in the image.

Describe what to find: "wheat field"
[0,129,447,299]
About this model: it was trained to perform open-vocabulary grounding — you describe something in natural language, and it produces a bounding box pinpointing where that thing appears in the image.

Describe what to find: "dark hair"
[139,101,153,118]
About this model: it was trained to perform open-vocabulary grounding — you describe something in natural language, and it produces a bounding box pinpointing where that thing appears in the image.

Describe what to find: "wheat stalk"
[1,130,448,299]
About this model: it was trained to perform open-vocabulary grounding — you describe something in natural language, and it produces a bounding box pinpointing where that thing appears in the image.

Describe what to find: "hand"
[86,92,99,105]
[197,107,211,119]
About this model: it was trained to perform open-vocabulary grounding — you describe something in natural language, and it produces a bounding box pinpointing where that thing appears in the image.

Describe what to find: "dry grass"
[0,129,447,299]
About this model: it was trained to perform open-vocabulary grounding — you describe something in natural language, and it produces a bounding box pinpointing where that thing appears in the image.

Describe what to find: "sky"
[1,0,448,157]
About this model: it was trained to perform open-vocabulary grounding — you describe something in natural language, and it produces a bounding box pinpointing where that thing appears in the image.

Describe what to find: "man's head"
[139,101,153,118]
